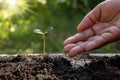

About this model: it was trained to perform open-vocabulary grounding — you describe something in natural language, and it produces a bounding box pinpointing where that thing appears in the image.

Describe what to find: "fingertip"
[64,39,69,46]
[63,40,67,46]
[67,49,77,57]
[68,51,82,58]
[67,54,74,58]
[64,44,76,53]
[77,24,83,32]
[64,35,79,46]
[67,51,77,58]
[68,46,84,57]
[64,37,73,45]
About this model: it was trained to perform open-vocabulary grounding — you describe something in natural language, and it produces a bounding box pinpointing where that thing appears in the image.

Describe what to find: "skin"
[64,0,120,57]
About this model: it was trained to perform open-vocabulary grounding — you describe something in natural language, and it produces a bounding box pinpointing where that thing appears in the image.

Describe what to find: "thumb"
[77,3,101,32]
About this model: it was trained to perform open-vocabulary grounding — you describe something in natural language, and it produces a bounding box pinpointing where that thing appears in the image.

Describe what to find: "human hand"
[64,0,120,57]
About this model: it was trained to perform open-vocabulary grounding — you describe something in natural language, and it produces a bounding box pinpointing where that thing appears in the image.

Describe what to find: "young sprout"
[34,27,53,54]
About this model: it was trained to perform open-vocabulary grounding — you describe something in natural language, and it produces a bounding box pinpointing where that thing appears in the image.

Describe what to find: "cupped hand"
[64,0,120,57]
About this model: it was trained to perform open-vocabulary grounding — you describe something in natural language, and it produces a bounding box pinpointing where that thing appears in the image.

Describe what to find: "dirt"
[0,54,120,80]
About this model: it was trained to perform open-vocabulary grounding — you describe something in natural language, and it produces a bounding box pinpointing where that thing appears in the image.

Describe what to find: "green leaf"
[45,27,53,33]
[33,29,44,35]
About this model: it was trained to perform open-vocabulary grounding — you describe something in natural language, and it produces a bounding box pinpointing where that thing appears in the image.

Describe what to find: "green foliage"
[0,0,117,54]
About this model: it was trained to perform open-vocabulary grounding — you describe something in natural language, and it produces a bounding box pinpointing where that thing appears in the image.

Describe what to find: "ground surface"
[0,54,120,80]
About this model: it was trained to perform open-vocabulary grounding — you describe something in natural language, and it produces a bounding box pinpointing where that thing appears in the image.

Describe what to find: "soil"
[0,54,120,80]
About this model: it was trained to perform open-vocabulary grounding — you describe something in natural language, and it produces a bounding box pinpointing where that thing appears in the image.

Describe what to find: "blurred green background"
[0,0,119,54]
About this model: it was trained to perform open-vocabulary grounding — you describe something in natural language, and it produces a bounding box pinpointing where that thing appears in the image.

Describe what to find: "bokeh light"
[38,0,47,5]
[1,0,29,19]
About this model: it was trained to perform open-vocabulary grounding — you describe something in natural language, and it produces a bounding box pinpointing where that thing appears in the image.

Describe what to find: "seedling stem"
[43,33,46,54]
[34,27,53,54]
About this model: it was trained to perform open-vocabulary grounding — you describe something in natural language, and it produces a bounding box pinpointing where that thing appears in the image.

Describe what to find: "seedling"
[34,27,53,54]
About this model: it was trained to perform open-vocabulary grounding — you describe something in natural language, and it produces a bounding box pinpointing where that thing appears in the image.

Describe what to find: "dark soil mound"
[0,54,120,80]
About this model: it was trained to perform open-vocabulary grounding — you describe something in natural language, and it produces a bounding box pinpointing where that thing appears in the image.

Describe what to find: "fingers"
[64,44,76,53]
[64,36,99,57]
[64,33,85,46]
[86,33,113,51]
[68,42,87,57]
[64,42,86,57]
[77,3,101,32]
[64,33,114,57]
[64,29,94,45]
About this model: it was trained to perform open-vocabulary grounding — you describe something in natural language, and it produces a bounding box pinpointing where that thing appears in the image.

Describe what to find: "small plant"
[34,27,53,54]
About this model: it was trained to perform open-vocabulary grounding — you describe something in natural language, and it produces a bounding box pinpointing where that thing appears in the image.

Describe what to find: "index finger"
[64,28,95,45]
